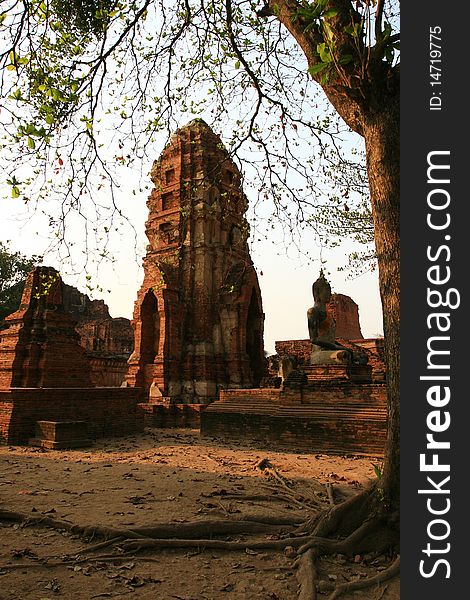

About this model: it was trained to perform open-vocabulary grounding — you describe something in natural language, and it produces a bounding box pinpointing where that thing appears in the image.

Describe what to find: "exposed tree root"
[116,535,312,553]
[1,481,400,599]
[312,486,377,538]
[327,556,400,600]
[256,458,325,509]
[79,536,125,554]
[298,514,387,556]
[0,510,296,541]
[296,548,317,600]
[293,486,399,600]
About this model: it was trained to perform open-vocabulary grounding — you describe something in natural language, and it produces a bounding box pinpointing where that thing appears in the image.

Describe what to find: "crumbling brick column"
[126,119,265,403]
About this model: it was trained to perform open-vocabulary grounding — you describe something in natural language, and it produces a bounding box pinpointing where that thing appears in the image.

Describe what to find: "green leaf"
[308,62,328,76]
[27,137,36,149]
[323,9,338,18]
[234,60,241,69]
[11,186,20,199]
[317,43,332,63]
[385,47,394,63]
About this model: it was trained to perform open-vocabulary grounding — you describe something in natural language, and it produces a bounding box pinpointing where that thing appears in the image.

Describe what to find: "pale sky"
[0,4,384,354]
[0,167,383,354]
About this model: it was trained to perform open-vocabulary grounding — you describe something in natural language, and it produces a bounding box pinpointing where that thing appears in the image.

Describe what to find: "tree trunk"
[361,97,400,509]
[270,0,401,510]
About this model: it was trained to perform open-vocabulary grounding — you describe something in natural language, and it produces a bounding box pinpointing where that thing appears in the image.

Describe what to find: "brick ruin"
[0,120,387,456]
[270,292,384,380]
[328,293,363,340]
[126,119,265,404]
[0,267,134,389]
[201,272,387,456]
[0,267,92,389]
[62,284,133,357]
[273,338,385,384]
[61,284,134,387]
[0,267,139,445]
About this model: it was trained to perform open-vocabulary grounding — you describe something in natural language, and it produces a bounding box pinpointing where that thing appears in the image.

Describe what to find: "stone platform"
[201,384,387,456]
[29,420,91,449]
[303,364,372,383]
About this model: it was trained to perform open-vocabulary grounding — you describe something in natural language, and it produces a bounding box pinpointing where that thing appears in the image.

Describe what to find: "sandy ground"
[0,429,399,599]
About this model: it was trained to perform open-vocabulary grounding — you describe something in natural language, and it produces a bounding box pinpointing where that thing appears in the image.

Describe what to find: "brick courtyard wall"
[137,403,205,428]
[219,388,282,403]
[0,388,142,445]
[201,383,387,456]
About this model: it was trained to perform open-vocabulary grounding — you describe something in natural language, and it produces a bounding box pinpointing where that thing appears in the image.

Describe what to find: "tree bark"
[324,94,400,509]
[270,0,401,510]
[361,97,400,509]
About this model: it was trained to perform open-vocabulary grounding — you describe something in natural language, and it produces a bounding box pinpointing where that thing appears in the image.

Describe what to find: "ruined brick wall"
[126,119,265,403]
[328,293,363,340]
[201,383,387,456]
[0,267,92,388]
[0,388,141,445]
[137,403,205,429]
[0,268,133,389]
[274,337,385,382]
[62,285,133,356]
[275,340,312,364]
[352,337,385,381]
[88,357,130,387]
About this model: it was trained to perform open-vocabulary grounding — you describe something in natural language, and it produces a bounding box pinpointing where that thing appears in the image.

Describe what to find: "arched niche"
[139,290,160,364]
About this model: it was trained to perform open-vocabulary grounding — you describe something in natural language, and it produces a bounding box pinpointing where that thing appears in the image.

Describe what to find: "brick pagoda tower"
[0,266,92,388]
[126,120,265,403]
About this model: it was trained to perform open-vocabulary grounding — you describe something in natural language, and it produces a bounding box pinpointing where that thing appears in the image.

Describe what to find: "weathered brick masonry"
[201,278,387,455]
[0,387,141,445]
[328,293,363,340]
[275,337,385,382]
[62,280,133,387]
[0,266,140,445]
[0,267,92,389]
[201,383,387,456]
[126,119,265,404]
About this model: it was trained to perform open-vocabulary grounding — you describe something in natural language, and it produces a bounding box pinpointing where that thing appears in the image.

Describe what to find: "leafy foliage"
[50,0,117,35]
[0,242,40,322]
[0,0,398,275]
